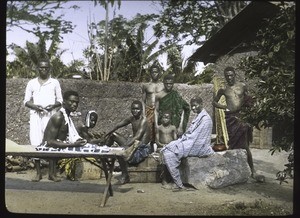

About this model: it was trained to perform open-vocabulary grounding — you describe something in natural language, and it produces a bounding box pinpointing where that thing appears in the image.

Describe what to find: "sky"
[6,1,204,73]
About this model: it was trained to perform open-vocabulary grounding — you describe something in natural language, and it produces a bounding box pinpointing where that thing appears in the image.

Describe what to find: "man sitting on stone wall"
[104,100,151,184]
[33,90,88,182]
[161,97,215,191]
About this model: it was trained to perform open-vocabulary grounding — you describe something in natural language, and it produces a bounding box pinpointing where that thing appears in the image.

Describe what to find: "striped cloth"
[161,109,215,188]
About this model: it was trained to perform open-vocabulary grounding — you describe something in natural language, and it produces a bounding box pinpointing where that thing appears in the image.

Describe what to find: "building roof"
[188,1,280,64]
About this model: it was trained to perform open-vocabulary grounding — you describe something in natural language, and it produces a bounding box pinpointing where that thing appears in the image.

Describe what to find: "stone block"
[180,149,251,189]
[128,154,162,183]
[74,160,102,180]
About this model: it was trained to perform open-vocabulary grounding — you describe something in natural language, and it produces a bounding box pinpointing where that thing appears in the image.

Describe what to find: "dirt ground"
[4,148,294,216]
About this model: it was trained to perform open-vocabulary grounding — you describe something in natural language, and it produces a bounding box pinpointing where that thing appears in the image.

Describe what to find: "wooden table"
[5,150,123,207]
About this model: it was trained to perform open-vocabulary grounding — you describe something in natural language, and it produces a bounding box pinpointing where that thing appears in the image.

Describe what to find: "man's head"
[149,62,161,82]
[163,74,174,92]
[38,59,51,80]
[160,110,172,126]
[85,110,98,128]
[131,100,143,117]
[190,97,203,114]
[224,67,236,86]
[63,90,79,113]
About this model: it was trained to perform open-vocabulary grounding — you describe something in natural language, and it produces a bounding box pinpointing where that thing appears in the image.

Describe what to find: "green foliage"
[6,1,76,42]
[6,34,84,79]
[84,13,173,82]
[154,1,248,46]
[164,45,197,83]
[239,3,295,151]
[92,0,121,9]
[188,68,214,85]
[6,1,81,79]
[6,37,47,78]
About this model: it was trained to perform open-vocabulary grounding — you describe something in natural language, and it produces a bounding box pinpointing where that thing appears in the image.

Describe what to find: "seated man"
[161,97,215,191]
[77,110,106,145]
[58,110,106,180]
[105,100,151,184]
[33,90,88,182]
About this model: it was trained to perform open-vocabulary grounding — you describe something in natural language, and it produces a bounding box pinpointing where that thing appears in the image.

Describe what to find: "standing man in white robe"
[23,58,63,181]
[24,58,63,146]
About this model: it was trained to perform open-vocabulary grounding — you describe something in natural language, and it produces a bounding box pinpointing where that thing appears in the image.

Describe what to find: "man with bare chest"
[155,110,177,186]
[213,67,255,177]
[105,100,151,184]
[33,90,87,182]
[142,63,164,148]
[155,111,177,150]
[155,74,190,136]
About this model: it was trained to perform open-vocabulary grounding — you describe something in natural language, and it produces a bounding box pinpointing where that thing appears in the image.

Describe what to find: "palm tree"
[85,13,175,82]
[165,45,197,83]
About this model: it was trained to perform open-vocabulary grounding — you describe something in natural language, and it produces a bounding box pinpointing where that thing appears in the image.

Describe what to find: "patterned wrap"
[225,111,253,149]
[161,109,214,188]
[158,90,191,132]
[145,106,156,143]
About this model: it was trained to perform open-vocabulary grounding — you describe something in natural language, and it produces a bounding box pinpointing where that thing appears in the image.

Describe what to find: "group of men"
[24,58,256,191]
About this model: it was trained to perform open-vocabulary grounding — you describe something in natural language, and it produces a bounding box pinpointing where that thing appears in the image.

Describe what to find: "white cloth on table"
[36,142,112,153]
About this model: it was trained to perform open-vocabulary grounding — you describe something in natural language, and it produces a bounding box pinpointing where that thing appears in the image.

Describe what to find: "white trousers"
[29,112,52,147]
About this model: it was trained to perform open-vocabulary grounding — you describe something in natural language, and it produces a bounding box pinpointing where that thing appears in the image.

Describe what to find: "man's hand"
[74,138,87,147]
[45,104,55,111]
[34,105,47,112]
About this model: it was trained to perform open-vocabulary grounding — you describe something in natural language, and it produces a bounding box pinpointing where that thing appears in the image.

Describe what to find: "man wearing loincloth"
[212,67,256,178]
[142,62,164,150]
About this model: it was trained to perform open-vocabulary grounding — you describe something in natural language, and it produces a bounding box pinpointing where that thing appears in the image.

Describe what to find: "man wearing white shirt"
[161,97,215,191]
[24,59,63,146]
[24,59,63,181]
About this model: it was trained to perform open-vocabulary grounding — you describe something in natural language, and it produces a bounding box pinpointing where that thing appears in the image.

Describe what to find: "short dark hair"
[190,96,203,104]
[131,100,143,109]
[63,90,79,100]
[163,74,174,82]
[150,61,161,72]
[161,110,172,117]
[224,67,235,73]
[38,58,50,65]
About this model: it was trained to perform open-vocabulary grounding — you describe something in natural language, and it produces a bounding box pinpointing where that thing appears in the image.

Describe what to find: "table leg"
[100,158,115,207]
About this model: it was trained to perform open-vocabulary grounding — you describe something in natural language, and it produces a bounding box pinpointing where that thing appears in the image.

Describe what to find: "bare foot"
[123,140,140,161]
[116,175,130,185]
[161,182,175,190]
[31,174,42,182]
[254,174,266,183]
[172,186,195,192]
[48,175,62,182]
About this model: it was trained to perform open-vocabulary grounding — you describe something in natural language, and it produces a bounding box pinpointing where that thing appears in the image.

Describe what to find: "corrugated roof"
[188,1,280,64]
